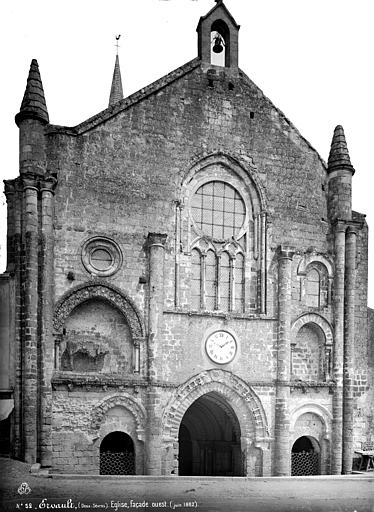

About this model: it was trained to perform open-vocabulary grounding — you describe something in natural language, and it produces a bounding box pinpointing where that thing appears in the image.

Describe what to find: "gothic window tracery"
[188,179,247,313]
[177,156,266,315]
[191,181,245,240]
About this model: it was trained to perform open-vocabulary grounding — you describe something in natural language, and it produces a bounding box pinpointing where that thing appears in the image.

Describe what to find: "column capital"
[147,232,167,248]
[133,337,145,347]
[346,219,364,234]
[333,219,347,233]
[278,245,295,260]
[3,179,16,198]
[21,174,39,192]
[346,225,359,237]
[40,174,58,194]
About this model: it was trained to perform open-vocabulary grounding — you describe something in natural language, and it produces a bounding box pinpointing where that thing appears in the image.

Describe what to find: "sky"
[0,0,373,306]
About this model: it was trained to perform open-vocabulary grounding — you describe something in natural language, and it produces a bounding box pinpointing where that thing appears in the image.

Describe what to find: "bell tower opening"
[197,0,240,70]
[178,392,243,476]
[211,20,229,67]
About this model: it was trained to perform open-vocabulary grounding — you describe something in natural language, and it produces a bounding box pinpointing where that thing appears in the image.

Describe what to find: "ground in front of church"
[0,457,373,512]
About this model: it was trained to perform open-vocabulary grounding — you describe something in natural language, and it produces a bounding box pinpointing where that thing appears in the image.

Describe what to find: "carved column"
[146,232,167,475]
[54,334,62,370]
[22,177,39,463]
[39,178,56,466]
[274,245,294,476]
[331,221,346,474]
[174,202,183,308]
[260,211,267,314]
[147,233,167,382]
[200,254,206,310]
[342,226,357,473]
[133,337,144,374]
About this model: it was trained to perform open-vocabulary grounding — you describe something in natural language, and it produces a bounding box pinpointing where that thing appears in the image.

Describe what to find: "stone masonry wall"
[50,65,328,313]
[41,60,369,474]
[352,221,371,447]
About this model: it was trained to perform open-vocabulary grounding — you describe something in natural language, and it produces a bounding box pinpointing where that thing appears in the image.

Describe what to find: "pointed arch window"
[188,178,248,313]
[180,156,266,315]
[306,269,320,308]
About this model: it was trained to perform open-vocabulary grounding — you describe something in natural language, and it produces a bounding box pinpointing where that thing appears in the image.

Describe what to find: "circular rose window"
[82,237,122,277]
[191,180,246,239]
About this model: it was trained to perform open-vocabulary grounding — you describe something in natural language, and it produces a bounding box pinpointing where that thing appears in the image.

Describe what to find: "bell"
[212,35,224,54]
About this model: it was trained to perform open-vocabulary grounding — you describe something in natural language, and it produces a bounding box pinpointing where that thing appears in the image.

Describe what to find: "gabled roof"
[197,0,240,30]
[46,57,326,168]
[47,58,201,136]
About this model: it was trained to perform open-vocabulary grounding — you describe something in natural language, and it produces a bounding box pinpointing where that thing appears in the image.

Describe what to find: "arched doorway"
[99,431,135,475]
[178,392,242,476]
[291,436,320,476]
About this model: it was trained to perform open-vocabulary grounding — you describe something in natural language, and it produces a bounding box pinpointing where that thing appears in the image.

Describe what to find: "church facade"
[0,1,373,476]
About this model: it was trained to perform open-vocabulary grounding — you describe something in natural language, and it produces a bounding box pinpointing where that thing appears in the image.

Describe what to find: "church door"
[178,392,242,476]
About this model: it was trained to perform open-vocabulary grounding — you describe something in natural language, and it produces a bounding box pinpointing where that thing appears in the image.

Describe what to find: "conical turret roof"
[109,55,123,107]
[15,59,49,126]
[327,125,355,174]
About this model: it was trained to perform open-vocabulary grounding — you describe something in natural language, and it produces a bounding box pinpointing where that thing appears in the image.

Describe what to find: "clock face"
[205,331,237,364]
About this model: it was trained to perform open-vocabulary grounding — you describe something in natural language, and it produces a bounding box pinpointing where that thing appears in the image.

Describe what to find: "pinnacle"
[327,125,355,174]
[15,59,49,126]
[109,55,123,107]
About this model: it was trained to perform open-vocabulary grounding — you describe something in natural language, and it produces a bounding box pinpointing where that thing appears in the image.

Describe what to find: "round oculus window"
[90,248,113,272]
[82,237,122,277]
[191,181,245,239]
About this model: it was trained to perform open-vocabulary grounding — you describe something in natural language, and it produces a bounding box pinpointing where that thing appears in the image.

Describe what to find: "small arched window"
[304,262,329,309]
[306,269,320,307]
